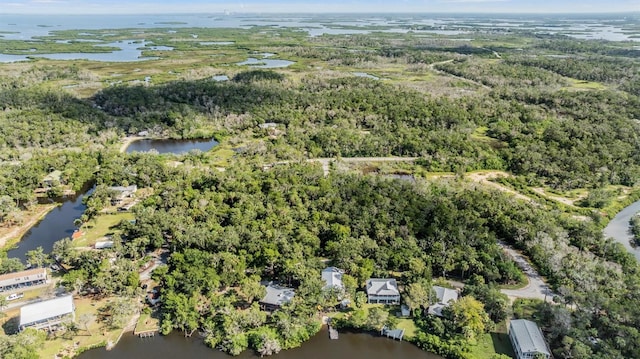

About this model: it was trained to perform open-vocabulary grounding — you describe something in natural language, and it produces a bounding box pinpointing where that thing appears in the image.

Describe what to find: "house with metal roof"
[366,278,400,304]
[321,267,344,291]
[107,184,138,205]
[19,295,75,331]
[427,286,459,317]
[42,170,63,187]
[0,268,47,292]
[259,283,295,311]
[509,319,551,359]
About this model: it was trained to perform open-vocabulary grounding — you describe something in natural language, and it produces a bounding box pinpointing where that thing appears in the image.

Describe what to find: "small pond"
[125,138,219,155]
[236,57,295,69]
[353,72,379,80]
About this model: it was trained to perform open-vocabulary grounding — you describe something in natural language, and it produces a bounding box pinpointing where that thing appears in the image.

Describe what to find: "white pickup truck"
[6,293,24,301]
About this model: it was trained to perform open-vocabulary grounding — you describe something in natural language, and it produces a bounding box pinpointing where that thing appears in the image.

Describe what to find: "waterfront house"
[259,283,295,311]
[42,170,63,187]
[427,286,459,317]
[509,319,551,359]
[107,184,138,205]
[321,267,344,291]
[19,295,75,331]
[0,267,47,292]
[366,278,400,304]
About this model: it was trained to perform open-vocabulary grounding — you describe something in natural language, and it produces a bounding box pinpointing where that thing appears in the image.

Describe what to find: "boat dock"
[329,325,339,339]
[326,317,339,339]
[136,330,157,338]
[381,326,405,341]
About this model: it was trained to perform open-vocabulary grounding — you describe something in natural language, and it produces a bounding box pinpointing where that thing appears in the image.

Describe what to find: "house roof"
[260,283,295,307]
[107,185,137,193]
[321,267,344,290]
[0,267,47,285]
[427,286,458,316]
[43,170,62,182]
[19,295,74,327]
[433,286,458,304]
[366,278,399,296]
[510,319,551,356]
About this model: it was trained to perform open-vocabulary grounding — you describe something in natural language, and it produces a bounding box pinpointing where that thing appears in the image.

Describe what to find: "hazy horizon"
[3,0,639,15]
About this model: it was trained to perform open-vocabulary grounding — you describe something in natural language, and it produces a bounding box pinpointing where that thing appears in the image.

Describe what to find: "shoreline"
[119,136,145,153]
[0,203,58,251]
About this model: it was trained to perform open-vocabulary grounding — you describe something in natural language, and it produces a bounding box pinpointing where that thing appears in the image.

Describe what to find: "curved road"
[498,242,555,302]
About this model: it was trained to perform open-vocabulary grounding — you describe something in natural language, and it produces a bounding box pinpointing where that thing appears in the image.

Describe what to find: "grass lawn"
[74,212,134,247]
[395,318,417,339]
[36,296,124,358]
[134,308,160,334]
[469,332,515,359]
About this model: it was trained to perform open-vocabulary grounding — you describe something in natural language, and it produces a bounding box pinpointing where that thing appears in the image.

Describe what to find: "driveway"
[498,242,555,302]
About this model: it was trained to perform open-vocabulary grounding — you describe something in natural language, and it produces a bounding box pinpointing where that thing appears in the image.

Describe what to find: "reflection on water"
[0,40,159,63]
[236,57,295,69]
[8,186,94,261]
[353,72,379,80]
[125,138,219,155]
[78,330,442,359]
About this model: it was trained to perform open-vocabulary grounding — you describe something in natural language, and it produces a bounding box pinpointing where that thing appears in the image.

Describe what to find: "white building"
[0,268,47,292]
[366,278,400,304]
[428,286,459,316]
[321,267,344,291]
[19,295,75,331]
[509,319,551,359]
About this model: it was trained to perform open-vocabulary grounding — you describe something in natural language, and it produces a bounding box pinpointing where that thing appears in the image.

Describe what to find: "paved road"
[498,242,555,302]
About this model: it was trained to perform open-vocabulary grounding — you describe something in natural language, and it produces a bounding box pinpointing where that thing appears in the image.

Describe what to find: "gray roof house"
[259,283,295,310]
[509,319,551,359]
[0,267,47,292]
[107,185,138,204]
[42,170,63,187]
[428,286,459,316]
[19,295,75,331]
[366,278,400,305]
[321,267,344,291]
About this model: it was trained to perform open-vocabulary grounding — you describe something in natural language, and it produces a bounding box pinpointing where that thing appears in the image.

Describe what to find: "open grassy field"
[73,212,135,248]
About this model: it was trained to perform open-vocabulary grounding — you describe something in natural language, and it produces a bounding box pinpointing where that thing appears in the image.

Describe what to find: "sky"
[3,0,639,14]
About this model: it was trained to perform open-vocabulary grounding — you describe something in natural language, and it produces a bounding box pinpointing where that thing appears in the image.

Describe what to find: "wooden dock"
[136,330,157,338]
[329,326,339,340]
[326,317,339,339]
[381,326,405,341]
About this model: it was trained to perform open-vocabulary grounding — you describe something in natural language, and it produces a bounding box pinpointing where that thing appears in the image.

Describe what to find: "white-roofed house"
[19,295,75,331]
[427,285,459,317]
[321,267,344,291]
[366,278,400,305]
[509,319,551,359]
